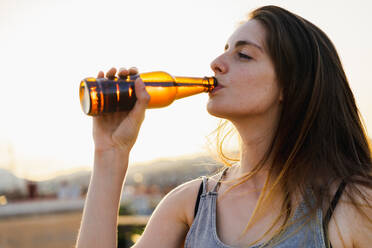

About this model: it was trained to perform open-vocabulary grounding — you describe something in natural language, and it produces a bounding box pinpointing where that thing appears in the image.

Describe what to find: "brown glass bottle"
[79,71,217,116]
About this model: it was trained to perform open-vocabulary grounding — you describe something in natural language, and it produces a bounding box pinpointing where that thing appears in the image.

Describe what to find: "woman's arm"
[76,150,130,248]
[77,150,202,248]
[76,67,150,248]
[75,67,201,248]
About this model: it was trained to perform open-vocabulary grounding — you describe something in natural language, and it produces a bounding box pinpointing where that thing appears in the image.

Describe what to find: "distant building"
[57,181,81,199]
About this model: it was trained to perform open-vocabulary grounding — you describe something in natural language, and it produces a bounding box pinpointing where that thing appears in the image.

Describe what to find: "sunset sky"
[0,0,371,180]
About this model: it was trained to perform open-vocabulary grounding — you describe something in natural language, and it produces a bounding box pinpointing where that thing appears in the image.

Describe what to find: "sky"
[0,0,371,180]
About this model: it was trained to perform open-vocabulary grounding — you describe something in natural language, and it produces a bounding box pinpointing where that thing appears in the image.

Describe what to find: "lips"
[209,81,224,95]
[213,85,224,92]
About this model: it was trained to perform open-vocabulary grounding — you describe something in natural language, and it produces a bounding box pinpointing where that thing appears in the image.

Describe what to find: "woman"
[76,5,372,248]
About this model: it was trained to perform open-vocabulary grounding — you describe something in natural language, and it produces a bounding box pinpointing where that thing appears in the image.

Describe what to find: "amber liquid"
[79,71,216,116]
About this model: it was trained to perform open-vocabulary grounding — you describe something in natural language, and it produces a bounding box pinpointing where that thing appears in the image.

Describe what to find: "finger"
[106,67,117,79]
[128,67,138,75]
[128,77,150,123]
[97,71,104,78]
[118,68,129,79]
[112,78,149,151]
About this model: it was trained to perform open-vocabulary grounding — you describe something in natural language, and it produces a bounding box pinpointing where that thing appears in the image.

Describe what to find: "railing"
[0,199,150,248]
[118,215,149,247]
[118,215,150,225]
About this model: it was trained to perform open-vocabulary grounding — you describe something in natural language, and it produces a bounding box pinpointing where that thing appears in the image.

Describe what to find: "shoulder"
[165,168,225,200]
[329,183,372,248]
[159,177,203,227]
[132,177,206,247]
[164,177,203,204]
[161,169,225,226]
[345,184,372,248]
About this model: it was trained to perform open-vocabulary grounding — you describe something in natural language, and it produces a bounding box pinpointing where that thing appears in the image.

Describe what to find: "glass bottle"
[79,71,217,116]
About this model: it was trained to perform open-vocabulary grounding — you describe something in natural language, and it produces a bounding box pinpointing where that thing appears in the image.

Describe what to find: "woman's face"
[207,19,282,121]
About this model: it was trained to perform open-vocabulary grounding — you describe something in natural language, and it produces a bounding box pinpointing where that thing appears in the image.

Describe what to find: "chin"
[207,101,232,119]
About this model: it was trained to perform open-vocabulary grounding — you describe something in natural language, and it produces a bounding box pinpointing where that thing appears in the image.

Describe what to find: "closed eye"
[238,53,253,60]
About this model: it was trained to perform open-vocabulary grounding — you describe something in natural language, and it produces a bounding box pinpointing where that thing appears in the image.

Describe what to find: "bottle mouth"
[79,81,91,115]
[212,77,218,87]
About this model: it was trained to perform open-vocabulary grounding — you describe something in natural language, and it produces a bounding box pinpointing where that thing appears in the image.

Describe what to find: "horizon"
[0,151,223,184]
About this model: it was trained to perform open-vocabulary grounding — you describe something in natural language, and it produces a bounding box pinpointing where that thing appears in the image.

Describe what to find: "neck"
[229,109,280,189]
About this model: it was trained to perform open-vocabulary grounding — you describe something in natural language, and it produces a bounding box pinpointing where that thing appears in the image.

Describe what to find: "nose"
[210,54,228,75]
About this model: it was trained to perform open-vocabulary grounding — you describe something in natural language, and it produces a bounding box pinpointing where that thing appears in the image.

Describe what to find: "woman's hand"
[92,67,150,155]
[76,67,149,248]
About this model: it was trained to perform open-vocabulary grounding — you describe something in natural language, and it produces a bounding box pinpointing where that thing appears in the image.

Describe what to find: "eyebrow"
[224,40,263,52]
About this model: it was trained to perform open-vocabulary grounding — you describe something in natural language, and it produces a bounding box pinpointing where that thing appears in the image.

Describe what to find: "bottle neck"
[173,76,216,97]
[174,77,217,88]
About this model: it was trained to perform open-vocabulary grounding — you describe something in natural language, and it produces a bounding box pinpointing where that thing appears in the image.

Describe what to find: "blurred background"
[0,0,371,247]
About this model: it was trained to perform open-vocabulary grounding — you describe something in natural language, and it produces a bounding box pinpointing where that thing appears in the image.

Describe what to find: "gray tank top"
[184,168,328,248]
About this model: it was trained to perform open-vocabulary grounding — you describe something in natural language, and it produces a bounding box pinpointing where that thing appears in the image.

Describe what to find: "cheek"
[245,67,280,110]
[207,63,280,118]
[249,83,281,113]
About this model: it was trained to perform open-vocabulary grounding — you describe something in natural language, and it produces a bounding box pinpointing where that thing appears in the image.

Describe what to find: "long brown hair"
[215,5,372,246]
